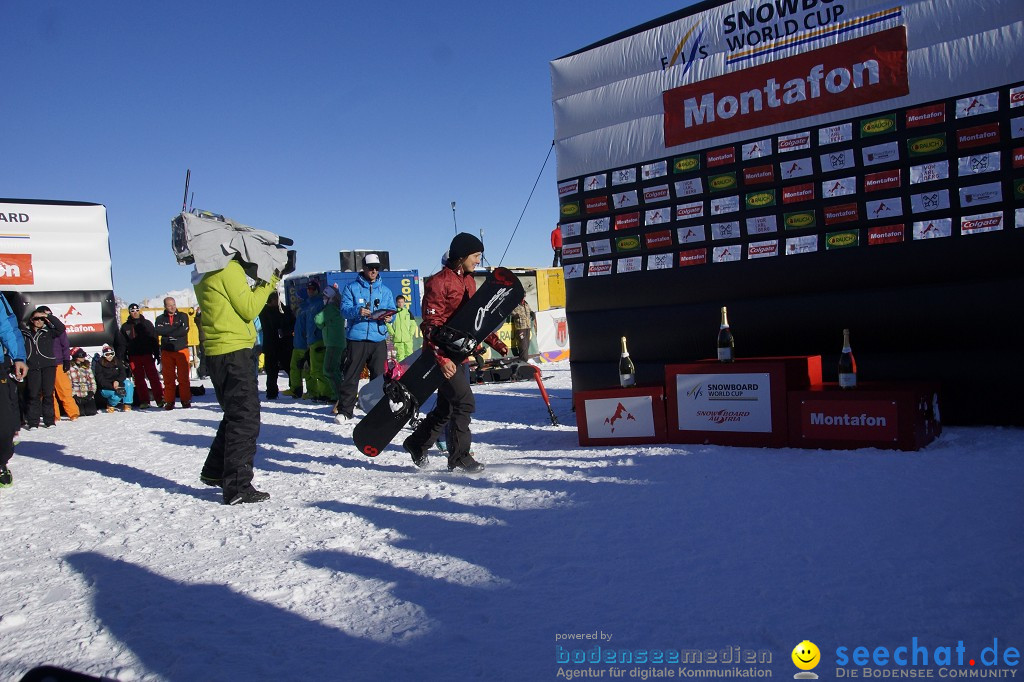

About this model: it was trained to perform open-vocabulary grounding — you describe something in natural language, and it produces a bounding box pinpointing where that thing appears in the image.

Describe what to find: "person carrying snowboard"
[402,232,508,473]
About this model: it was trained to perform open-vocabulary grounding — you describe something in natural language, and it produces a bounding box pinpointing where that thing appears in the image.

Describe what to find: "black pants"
[405,366,475,463]
[25,366,57,427]
[552,247,562,267]
[202,349,261,502]
[0,377,20,468]
[336,340,387,415]
[74,395,98,417]
[263,347,287,398]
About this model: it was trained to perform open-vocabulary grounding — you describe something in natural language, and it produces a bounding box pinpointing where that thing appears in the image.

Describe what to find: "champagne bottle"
[717,306,734,362]
[838,328,857,389]
[618,336,636,387]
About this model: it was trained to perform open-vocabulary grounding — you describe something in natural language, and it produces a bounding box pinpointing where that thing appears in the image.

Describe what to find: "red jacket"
[551,226,563,249]
[421,267,502,366]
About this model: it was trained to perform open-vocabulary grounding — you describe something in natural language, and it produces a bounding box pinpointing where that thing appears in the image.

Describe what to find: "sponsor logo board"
[801,399,898,441]
[786,235,818,254]
[960,211,1004,235]
[678,248,707,267]
[909,189,950,214]
[712,245,741,262]
[747,239,779,259]
[677,224,707,244]
[746,214,778,235]
[675,373,772,433]
[912,218,952,239]
[826,229,860,249]
[867,224,905,244]
[585,396,656,439]
[864,168,901,192]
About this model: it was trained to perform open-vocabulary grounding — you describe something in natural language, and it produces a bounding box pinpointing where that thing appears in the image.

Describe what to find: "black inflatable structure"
[554,0,1024,426]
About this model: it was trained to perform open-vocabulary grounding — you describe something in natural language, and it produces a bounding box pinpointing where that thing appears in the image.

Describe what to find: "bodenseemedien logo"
[793,640,821,679]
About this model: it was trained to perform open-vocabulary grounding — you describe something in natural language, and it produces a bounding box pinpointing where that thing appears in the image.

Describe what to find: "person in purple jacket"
[36,306,79,421]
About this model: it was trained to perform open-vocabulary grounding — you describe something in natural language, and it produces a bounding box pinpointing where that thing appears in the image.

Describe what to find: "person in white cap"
[335,254,396,419]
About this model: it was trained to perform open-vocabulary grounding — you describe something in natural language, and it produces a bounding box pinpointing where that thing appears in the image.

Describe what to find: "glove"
[280,250,297,276]
[63,361,71,373]
[115,387,127,398]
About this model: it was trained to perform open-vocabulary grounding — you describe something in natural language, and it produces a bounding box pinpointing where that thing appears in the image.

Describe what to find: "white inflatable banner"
[0,202,113,291]
[551,0,1024,178]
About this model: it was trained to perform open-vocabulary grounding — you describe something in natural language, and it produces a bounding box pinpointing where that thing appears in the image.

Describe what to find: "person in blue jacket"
[335,254,395,419]
[0,294,28,488]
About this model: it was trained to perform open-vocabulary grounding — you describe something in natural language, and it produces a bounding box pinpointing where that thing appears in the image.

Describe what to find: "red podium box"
[788,382,942,451]
[575,386,667,446]
[665,356,822,447]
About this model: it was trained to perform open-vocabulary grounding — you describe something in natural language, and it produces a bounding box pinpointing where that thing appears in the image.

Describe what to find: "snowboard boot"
[226,488,271,505]
[402,437,430,469]
[200,473,222,487]
[0,466,12,487]
[448,453,484,474]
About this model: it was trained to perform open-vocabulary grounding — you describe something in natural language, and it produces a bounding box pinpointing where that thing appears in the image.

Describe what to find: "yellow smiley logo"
[792,640,821,671]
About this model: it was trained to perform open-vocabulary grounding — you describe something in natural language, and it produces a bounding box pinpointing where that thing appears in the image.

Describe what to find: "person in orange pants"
[154,297,192,409]
[52,364,80,421]
[37,306,79,422]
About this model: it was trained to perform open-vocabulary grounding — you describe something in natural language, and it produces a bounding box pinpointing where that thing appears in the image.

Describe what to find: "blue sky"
[3,0,691,303]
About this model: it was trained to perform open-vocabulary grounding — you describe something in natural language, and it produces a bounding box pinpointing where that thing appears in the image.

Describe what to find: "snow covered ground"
[0,361,1021,681]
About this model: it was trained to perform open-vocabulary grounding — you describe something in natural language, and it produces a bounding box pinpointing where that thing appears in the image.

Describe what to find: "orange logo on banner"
[664,28,909,146]
[0,254,34,285]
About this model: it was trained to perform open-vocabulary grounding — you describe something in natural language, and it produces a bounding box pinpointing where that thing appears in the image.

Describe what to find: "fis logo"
[661,22,709,75]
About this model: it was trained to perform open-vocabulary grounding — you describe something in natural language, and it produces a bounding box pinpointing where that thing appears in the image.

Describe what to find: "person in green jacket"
[386,294,419,362]
[193,258,280,505]
[314,284,346,407]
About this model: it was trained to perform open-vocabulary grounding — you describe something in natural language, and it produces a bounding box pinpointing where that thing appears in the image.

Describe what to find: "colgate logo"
[963,217,1001,230]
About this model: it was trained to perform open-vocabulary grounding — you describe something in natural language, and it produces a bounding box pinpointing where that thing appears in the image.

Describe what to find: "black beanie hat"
[448,232,484,261]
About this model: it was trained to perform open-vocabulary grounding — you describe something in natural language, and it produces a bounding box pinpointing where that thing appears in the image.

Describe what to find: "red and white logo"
[706,146,735,167]
[679,248,707,267]
[743,164,775,185]
[0,253,34,285]
[864,169,901,192]
[615,213,641,231]
[782,183,815,204]
[664,29,908,146]
[585,196,610,213]
[867,224,905,245]
[906,103,945,128]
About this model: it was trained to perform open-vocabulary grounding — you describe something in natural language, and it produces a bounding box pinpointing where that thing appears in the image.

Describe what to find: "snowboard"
[357,348,422,413]
[353,267,524,456]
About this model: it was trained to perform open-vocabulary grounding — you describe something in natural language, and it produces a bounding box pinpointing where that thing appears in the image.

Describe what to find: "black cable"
[498,141,555,267]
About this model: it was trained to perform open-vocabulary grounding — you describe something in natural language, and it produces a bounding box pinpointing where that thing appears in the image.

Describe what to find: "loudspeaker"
[340,250,391,272]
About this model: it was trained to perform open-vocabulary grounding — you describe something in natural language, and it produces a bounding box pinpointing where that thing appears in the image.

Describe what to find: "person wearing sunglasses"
[335,254,396,420]
[36,305,80,422]
[20,307,66,429]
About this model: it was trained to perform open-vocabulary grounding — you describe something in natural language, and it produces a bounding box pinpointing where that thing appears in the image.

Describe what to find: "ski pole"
[529,363,558,425]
